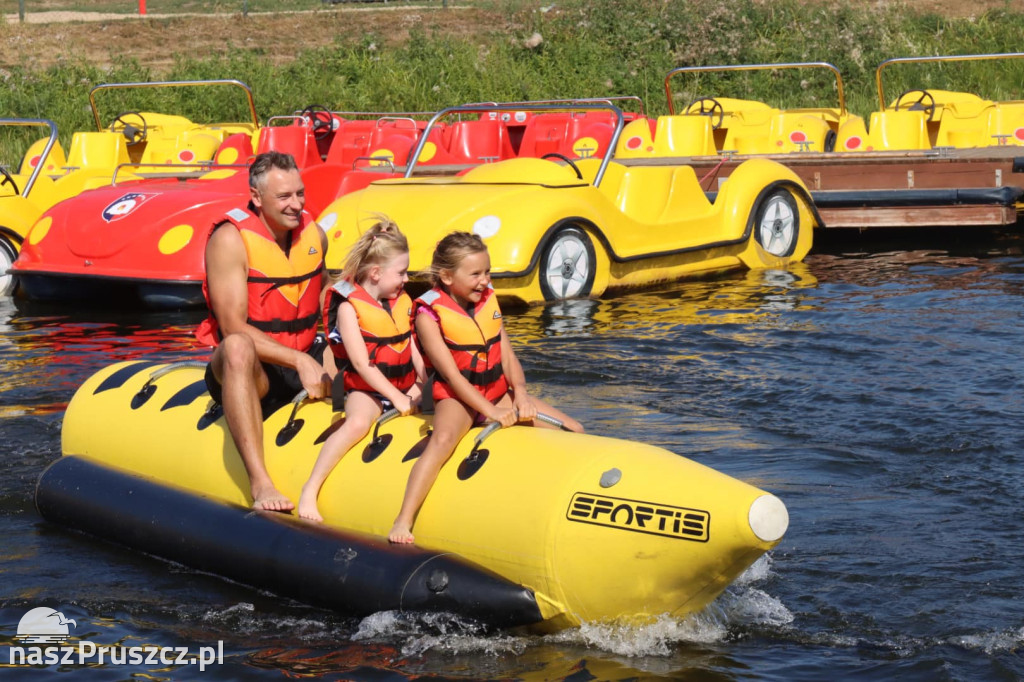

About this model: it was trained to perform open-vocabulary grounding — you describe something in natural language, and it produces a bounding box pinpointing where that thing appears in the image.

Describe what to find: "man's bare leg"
[213,334,294,512]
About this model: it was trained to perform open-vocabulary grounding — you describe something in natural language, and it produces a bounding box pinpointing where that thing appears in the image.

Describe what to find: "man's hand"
[296,352,330,399]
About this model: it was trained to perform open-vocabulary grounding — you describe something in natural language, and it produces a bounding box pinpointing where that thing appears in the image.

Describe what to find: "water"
[2,233,1024,680]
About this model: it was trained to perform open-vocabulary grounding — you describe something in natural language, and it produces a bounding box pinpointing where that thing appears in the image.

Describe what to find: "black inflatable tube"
[35,456,542,629]
[809,186,1024,208]
[703,185,1024,208]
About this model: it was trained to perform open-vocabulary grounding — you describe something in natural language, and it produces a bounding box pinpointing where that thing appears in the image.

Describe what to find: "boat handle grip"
[284,388,309,425]
[145,359,208,384]
[370,408,401,441]
[473,411,566,446]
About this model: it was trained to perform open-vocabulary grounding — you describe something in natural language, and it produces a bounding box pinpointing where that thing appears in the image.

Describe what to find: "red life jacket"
[195,206,323,351]
[416,286,508,402]
[323,280,416,393]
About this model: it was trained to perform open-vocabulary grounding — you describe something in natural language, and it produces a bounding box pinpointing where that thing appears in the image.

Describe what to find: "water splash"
[953,626,1024,654]
[198,602,343,641]
[547,614,726,657]
[353,610,527,658]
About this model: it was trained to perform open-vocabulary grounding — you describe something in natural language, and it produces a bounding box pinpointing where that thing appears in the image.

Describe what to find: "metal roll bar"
[875,52,1024,110]
[403,102,625,187]
[0,118,58,198]
[88,79,259,131]
[663,62,847,116]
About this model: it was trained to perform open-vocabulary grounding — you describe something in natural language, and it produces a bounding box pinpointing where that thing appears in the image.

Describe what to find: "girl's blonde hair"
[429,231,488,287]
[337,215,409,284]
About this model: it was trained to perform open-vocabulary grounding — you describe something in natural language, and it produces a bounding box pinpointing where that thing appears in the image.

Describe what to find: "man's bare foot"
[296,485,323,522]
[388,521,414,544]
[252,485,294,512]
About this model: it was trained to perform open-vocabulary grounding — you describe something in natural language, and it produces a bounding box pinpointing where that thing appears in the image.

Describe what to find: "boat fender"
[35,455,544,629]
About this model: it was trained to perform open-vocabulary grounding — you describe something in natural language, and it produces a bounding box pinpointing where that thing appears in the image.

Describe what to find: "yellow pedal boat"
[318,102,818,306]
[54,361,789,631]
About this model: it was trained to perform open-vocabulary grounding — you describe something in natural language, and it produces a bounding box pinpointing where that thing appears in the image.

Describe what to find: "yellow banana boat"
[55,360,788,631]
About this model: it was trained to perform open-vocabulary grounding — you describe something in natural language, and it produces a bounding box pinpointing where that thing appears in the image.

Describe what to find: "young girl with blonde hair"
[298,217,425,522]
[388,231,582,543]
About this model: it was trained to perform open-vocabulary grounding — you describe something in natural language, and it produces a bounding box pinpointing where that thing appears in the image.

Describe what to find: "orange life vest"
[323,280,416,393]
[195,205,323,351]
[416,286,508,402]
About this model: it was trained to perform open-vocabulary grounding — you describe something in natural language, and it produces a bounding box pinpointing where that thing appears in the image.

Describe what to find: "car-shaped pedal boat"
[35,79,263,201]
[14,99,579,309]
[7,79,264,307]
[11,108,408,309]
[617,61,863,158]
[318,102,818,305]
[47,359,790,630]
[623,57,1024,231]
[838,52,1024,152]
[631,55,1024,157]
[303,96,646,172]
[0,118,68,296]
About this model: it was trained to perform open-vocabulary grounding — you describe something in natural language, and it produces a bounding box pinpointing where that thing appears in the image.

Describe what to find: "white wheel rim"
[0,243,14,297]
[758,195,796,257]
[543,233,590,299]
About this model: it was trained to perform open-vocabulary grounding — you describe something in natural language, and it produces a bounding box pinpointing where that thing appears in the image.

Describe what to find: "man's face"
[251,167,305,233]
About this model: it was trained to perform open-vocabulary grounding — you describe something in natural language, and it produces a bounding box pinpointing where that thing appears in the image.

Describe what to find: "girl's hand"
[394,395,415,416]
[513,393,536,422]
[488,406,519,428]
[406,384,423,406]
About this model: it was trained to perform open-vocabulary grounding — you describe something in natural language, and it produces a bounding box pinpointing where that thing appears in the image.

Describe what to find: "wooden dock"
[627,146,1024,230]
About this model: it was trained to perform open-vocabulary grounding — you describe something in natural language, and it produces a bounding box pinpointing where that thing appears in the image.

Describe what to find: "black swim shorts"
[205,335,328,412]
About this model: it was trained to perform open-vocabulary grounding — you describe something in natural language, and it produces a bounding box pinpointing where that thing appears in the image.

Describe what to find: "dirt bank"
[1,6,485,71]
[1,1,1018,73]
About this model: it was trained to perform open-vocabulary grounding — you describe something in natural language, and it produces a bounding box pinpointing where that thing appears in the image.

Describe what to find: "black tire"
[0,236,18,297]
[538,226,596,301]
[823,129,837,153]
[752,190,799,258]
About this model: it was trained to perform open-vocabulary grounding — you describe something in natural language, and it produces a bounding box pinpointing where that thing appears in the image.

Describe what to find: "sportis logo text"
[566,493,710,541]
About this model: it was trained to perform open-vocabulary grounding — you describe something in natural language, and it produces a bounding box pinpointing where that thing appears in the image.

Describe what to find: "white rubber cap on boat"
[748,494,789,543]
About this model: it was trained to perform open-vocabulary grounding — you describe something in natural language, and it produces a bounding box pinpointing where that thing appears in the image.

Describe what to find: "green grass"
[3,0,1024,167]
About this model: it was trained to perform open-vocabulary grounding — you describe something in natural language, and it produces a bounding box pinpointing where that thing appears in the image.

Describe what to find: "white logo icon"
[15,607,77,645]
[9,606,224,670]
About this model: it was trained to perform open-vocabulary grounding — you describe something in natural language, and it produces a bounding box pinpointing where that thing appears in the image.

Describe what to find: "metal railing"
[875,52,1024,109]
[403,101,625,188]
[664,61,848,116]
[0,118,59,198]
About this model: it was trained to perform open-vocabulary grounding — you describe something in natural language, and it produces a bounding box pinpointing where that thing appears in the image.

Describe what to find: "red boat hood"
[13,172,252,282]
[57,174,249,259]
[14,163,375,282]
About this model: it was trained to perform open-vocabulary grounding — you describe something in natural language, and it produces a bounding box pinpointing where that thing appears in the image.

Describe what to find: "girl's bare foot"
[388,522,414,544]
[296,485,323,522]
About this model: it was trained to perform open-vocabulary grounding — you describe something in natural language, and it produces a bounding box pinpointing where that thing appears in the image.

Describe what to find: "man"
[196,151,330,511]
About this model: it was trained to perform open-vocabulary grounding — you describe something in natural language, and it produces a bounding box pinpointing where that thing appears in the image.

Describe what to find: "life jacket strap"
[362,329,412,347]
[461,363,505,387]
[378,361,415,380]
[447,331,502,354]
[249,311,319,334]
[249,263,325,289]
